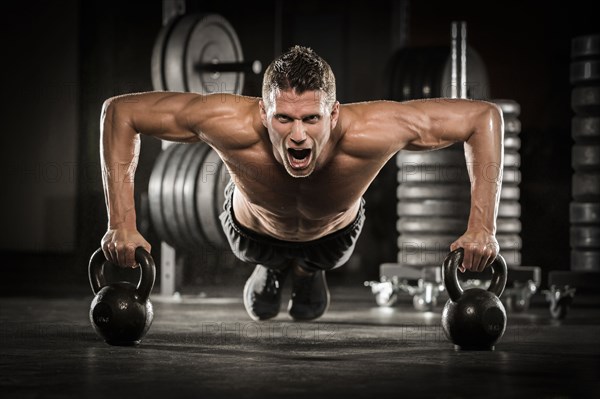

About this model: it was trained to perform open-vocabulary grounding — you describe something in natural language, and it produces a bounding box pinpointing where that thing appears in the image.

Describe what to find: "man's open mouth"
[287,148,312,170]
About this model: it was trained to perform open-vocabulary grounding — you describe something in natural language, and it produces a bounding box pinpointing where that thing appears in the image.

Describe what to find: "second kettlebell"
[441,248,508,351]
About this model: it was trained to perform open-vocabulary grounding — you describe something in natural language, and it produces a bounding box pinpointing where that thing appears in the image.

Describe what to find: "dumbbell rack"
[544,33,600,319]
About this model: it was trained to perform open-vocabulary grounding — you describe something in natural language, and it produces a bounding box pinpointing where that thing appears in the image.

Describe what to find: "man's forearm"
[101,99,140,230]
[464,104,504,234]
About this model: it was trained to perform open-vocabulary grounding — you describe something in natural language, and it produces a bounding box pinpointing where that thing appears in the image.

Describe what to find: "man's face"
[260,89,339,178]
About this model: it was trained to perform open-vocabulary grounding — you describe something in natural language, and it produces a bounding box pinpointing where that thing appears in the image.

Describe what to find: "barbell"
[151,13,262,94]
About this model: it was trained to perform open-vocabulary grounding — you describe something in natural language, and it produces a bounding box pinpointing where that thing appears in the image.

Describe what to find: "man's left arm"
[360,98,504,272]
[447,101,504,272]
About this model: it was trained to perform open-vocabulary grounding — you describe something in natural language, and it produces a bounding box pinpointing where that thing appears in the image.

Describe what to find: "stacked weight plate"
[391,44,522,270]
[396,101,522,270]
[148,14,247,252]
[570,34,600,271]
[148,142,230,251]
[396,143,473,268]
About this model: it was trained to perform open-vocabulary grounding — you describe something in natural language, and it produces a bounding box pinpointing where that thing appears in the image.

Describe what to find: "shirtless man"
[100,46,503,321]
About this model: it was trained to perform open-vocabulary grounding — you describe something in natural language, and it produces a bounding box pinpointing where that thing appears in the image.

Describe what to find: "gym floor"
[2,1,599,398]
[2,284,599,398]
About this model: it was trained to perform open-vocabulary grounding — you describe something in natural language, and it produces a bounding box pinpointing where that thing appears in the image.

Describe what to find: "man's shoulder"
[335,101,403,159]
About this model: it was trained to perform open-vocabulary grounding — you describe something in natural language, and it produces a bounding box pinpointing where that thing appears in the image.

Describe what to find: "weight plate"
[161,144,190,247]
[185,14,245,95]
[396,200,520,218]
[396,184,519,201]
[397,183,470,200]
[504,136,521,151]
[498,201,522,218]
[501,168,522,185]
[440,46,490,100]
[572,86,600,115]
[397,200,469,217]
[148,144,178,243]
[570,202,600,223]
[183,143,212,248]
[501,250,522,267]
[571,34,600,59]
[397,167,469,184]
[500,186,521,201]
[396,217,521,234]
[397,149,465,166]
[504,117,521,135]
[572,145,600,170]
[397,168,521,185]
[570,226,600,249]
[490,99,520,117]
[397,247,450,268]
[504,152,521,168]
[570,250,600,272]
[164,14,202,92]
[572,172,600,201]
[495,234,523,249]
[570,60,600,85]
[397,151,518,174]
[397,217,467,234]
[498,218,522,234]
[151,16,180,91]
[173,144,202,249]
[196,148,224,247]
[572,116,600,141]
[397,248,521,267]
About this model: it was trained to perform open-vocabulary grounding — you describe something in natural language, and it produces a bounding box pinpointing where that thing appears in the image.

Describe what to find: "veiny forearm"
[464,104,504,234]
[101,100,140,230]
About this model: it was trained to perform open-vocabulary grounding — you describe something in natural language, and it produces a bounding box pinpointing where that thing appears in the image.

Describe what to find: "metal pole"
[159,0,186,299]
[450,21,468,99]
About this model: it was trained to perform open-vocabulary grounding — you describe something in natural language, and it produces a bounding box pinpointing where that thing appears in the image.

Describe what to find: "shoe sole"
[243,265,281,321]
[288,271,331,321]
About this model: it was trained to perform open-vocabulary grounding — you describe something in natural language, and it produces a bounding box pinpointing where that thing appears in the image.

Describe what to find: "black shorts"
[219,180,366,272]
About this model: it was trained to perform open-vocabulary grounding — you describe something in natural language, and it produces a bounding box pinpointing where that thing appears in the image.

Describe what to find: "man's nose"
[290,121,306,144]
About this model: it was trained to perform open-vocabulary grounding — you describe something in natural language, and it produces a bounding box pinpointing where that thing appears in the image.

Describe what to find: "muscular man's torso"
[213,106,396,241]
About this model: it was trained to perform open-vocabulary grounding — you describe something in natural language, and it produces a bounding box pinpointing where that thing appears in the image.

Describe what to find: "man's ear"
[330,101,340,130]
[259,99,268,128]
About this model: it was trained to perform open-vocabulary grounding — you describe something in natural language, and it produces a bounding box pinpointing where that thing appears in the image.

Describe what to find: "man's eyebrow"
[274,113,322,119]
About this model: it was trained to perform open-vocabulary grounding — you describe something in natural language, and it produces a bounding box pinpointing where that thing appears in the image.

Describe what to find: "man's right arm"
[100,91,260,267]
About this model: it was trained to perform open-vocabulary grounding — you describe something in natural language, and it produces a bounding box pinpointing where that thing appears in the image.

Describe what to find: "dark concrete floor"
[1,286,599,399]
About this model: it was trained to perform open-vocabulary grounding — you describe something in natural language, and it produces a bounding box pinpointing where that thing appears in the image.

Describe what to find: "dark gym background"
[1,0,596,295]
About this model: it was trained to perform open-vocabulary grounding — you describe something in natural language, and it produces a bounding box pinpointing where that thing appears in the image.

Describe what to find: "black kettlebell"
[441,248,508,350]
[88,247,155,346]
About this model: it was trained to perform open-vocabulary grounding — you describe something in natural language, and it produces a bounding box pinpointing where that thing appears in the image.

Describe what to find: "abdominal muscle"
[232,186,361,242]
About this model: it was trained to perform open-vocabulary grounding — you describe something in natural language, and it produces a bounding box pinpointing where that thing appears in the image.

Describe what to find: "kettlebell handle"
[88,247,156,301]
[442,248,508,302]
